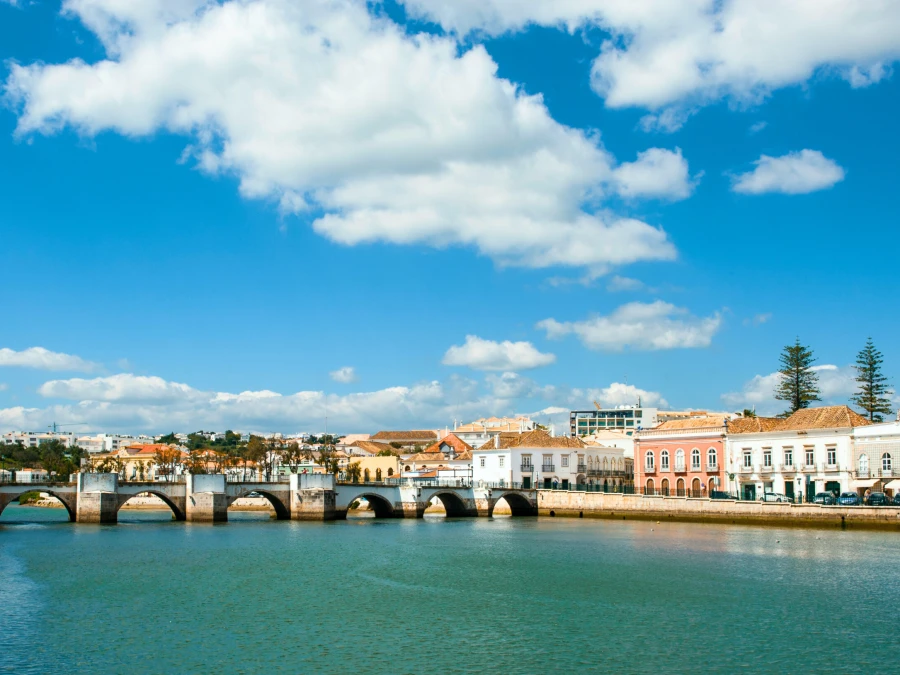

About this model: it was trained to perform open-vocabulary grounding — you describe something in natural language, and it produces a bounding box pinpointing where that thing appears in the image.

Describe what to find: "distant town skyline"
[2,1,898,434]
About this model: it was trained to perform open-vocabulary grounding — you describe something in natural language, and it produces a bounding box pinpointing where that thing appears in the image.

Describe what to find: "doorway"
[742,483,756,501]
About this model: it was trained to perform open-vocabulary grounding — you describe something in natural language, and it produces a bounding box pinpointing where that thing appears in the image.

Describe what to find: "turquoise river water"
[1,505,898,674]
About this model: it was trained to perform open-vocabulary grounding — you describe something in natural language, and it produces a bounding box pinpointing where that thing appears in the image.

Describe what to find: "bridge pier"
[186,475,228,522]
[76,473,119,523]
[290,474,337,521]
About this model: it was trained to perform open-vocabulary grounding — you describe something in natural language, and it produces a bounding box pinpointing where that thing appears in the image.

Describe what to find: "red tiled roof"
[370,430,438,441]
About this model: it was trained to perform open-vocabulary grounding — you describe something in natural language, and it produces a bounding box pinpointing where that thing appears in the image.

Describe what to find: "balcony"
[781,464,796,473]
[576,464,587,473]
[520,464,534,473]
[643,465,656,474]
[740,465,754,473]
[802,464,817,473]
[824,463,839,472]
[705,464,719,472]
[673,465,687,473]
[760,464,774,473]
[541,464,555,473]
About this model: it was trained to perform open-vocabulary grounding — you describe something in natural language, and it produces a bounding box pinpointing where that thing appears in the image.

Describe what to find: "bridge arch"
[428,491,471,518]
[117,491,186,521]
[229,489,290,520]
[344,492,395,518]
[0,490,77,522]
[491,492,537,517]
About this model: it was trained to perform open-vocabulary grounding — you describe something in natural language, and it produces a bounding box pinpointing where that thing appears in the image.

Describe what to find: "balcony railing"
[541,464,555,472]
[576,464,587,473]
[643,465,656,474]
[740,465,754,473]
[781,464,795,472]
[802,464,817,472]
[673,465,687,473]
[705,464,718,472]
[520,464,534,472]
[586,469,633,478]
[760,464,774,473]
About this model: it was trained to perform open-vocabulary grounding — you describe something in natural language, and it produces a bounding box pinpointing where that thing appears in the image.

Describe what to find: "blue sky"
[1,0,898,434]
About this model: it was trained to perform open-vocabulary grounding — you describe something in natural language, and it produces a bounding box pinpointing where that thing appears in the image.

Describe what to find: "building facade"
[570,406,659,438]
[635,420,727,496]
[852,420,900,495]
[726,407,870,501]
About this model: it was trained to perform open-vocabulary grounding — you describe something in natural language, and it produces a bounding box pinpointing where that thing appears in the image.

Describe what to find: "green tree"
[851,337,894,422]
[38,440,85,480]
[742,408,757,418]
[345,461,362,483]
[157,432,178,445]
[774,339,821,416]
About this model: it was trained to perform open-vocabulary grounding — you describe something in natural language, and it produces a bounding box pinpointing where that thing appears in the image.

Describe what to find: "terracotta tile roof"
[480,429,585,450]
[726,417,783,434]
[123,444,175,455]
[370,430,438,441]
[651,418,728,431]
[727,407,872,434]
[348,441,398,455]
[421,433,474,457]
[775,405,871,430]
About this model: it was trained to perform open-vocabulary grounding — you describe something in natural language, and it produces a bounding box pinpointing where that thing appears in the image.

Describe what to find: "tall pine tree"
[851,338,893,422]
[774,339,821,416]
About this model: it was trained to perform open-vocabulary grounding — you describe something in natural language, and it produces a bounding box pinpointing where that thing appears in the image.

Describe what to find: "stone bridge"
[0,474,537,523]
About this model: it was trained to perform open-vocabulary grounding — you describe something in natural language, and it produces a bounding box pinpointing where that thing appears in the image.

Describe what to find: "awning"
[885,479,900,490]
[854,478,879,488]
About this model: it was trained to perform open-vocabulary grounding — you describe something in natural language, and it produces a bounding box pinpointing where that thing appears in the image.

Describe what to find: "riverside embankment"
[538,490,900,530]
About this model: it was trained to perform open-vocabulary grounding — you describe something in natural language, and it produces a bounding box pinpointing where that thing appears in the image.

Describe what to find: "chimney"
[494,434,499,449]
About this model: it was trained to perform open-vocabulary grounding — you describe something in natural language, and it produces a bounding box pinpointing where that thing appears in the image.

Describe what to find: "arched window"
[603,457,609,471]
[404,465,410,472]
[645,451,655,470]
[675,449,685,471]
[858,454,869,474]
[691,448,701,470]
[364,469,371,482]
[376,468,382,481]
[661,450,670,470]
[883,453,893,471]
[387,468,394,477]
[707,448,717,468]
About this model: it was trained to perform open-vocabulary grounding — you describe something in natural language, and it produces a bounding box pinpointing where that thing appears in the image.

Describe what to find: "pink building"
[634,419,727,496]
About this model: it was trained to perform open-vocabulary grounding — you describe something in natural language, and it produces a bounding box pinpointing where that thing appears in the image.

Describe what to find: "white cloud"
[721,364,857,415]
[743,313,772,327]
[587,382,668,408]
[330,367,358,384]
[5,0,680,272]
[38,374,200,403]
[732,150,845,195]
[0,346,100,372]
[612,147,696,200]
[0,383,7,392]
[443,335,556,371]
[402,1,900,125]
[606,275,645,292]
[537,301,721,352]
[749,121,768,134]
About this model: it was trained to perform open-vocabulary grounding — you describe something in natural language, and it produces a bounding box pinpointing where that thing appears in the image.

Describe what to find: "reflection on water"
[1,507,898,674]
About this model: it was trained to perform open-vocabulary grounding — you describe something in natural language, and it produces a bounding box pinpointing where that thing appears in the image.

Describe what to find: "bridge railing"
[337,479,473,489]
[225,474,289,483]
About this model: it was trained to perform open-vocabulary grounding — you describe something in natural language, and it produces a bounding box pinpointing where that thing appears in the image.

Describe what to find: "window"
[479,457,485,468]
[522,455,532,468]
[645,451,655,470]
[661,450,670,470]
[675,449,685,470]
[691,449,701,470]
[883,453,893,471]
[743,451,752,468]
[707,448,717,468]
[826,447,836,466]
[499,457,505,468]
[784,448,793,467]
[858,453,869,474]
[763,450,772,467]
[805,448,815,467]
[561,456,569,467]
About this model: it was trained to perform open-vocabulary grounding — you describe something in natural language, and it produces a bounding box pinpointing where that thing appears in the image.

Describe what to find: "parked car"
[838,492,861,506]
[893,493,900,506]
[865,492,891,506]
[760,492,791,503]
[813,492,836,505]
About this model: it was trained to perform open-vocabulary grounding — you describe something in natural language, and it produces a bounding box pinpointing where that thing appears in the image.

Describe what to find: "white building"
[450,416,535,447]
[582,429,635,459]
[473,429,623,489]
[1,431,78,448]
[75,434,156,454]
[852,419,900,494]
[15,468,50,483]
[726,406,870,501]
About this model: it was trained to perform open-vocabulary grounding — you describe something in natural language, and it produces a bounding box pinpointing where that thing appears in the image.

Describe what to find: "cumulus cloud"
[612,147,696,200]
[0,346,100,372]
[402,0,900,126]
[537,301,721,352]
[5,0,683,272]
[749,121,768,134]
[743,313,772,327]
[330,367,358,384]
[732,150,846,195]
[606,275,645,292]
[38,374,200,403]
[721,364,857,415]
[443,335,556,371]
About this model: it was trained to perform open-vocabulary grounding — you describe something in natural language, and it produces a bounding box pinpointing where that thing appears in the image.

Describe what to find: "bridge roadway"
[0,473,537,523]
